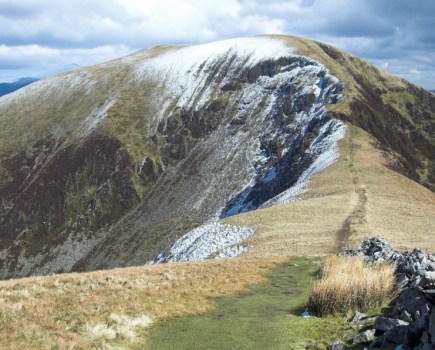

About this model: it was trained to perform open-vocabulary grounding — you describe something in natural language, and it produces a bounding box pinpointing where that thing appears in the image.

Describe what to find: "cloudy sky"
[0,0,434,89]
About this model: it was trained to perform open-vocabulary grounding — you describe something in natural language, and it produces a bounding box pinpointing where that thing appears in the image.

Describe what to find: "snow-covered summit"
[144,36,295,71]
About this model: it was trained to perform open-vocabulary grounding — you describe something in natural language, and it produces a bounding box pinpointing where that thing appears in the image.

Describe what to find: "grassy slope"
[226,125,435,256]
[143,258,350,350]
[0,257,356,350]
[0,258,280,349]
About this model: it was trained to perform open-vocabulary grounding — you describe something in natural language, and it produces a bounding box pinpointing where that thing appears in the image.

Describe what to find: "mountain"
[0,77,39,97]
[0,35,433,279]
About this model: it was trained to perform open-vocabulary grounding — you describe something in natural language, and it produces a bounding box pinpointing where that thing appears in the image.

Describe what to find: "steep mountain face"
[0,36,433,278]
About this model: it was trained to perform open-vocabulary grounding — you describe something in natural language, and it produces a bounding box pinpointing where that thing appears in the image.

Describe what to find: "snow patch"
[152,222,254,264]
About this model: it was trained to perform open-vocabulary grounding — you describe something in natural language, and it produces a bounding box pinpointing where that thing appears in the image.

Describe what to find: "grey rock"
[383,325,409,344]
[395,310,414,323]
[368,336,394,349]
[396,273,410,289]
[410,275,423,288]
[351,329,376,345]
[349,311,368,323]
[358,317,377,327]
[392,287,431,320]
[429,310,435,344]
[406,314,430,346]
[374,316,409,332]
[367,337,384,349]
[420,331,430,350]
[339,237,396,265]
[423,271,435,285]
[330,341,349,350]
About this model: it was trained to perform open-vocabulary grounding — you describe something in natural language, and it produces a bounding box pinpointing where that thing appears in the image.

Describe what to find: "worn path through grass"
[141,258,350,350]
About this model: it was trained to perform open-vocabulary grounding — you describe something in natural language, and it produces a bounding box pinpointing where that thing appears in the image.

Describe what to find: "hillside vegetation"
[0,258,280,348]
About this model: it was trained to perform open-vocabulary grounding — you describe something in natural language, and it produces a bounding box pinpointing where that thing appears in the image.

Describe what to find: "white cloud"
[0,44,132,80]
[0,0,433,88]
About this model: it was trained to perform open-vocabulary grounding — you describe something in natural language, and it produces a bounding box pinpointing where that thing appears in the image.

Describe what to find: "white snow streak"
[80,99,116,135]
[134,37,295,117]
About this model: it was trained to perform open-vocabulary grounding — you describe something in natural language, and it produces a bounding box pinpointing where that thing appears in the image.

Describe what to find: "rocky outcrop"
[338,237,435,349]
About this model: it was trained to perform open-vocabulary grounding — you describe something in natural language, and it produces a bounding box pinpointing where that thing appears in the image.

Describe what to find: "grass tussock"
[308,256,396,316]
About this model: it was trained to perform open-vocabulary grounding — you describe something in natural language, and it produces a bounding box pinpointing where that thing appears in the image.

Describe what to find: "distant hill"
[0,77,39,96]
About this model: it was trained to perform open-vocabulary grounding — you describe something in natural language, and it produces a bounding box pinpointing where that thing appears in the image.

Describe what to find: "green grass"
[140,258,351,350]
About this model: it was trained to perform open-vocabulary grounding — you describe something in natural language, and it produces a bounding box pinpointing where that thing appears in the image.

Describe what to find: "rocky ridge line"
[334,237,435,349]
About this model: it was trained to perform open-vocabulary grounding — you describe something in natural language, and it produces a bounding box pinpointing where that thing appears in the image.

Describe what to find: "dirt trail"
[336,128,368,251]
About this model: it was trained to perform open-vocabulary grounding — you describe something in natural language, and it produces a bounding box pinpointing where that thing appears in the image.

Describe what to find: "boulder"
[350,329,376,345]
[374,316,409,332]
[406,314,429,346]
[396,273,410,289]
[421,271,435,286]
[329,341,349,350]
[339,237,397,264]
[395,310,414,323]
[392,287,431,320]
[383,325,409,344]
[348,311,368,323]
[422,289,435,305]
[429,310,435,344]
[420,331,430,350]
[409,275,423,288]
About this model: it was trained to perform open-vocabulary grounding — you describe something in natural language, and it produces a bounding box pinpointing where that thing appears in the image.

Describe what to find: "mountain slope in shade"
[0,77,39,97]
[0,35,433,278]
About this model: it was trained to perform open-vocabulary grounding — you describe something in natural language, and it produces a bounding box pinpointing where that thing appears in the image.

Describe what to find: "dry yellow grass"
[226,125,435,257]
[0,257,282,349]
[308,256,396,316]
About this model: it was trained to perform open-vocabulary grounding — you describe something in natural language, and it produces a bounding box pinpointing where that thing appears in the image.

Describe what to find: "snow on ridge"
[0,71,94,108]
[152,222,254,264]
[152,37,295,70]
[133,37,295,116]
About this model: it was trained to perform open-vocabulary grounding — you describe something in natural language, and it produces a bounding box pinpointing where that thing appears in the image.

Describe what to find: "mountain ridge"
[0,77,39,97]
[0,35,433,278]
